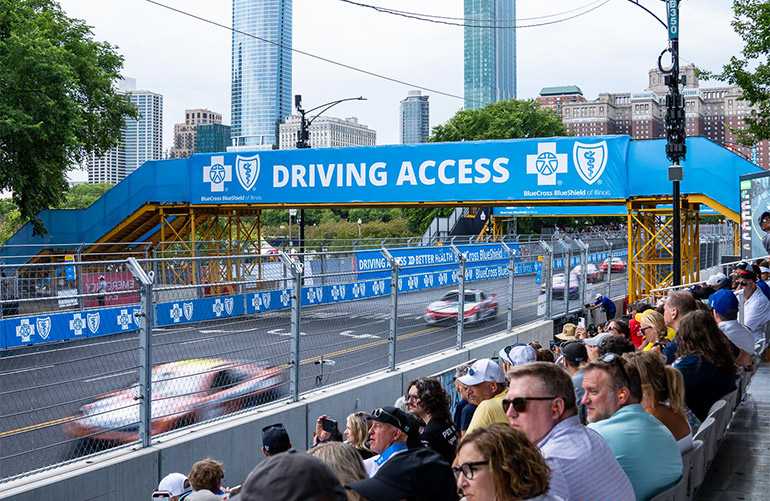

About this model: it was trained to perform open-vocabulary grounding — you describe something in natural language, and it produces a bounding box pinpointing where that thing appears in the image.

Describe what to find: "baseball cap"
[499,344,536,366]
[366,406,411,433]
[706,274,721,286]
[595,293,603,300]
[262,423,291,454]
[584,332,613,347]
[457,358,506,386]
[711,289,739,316]
[555,323,576,341]
[239,449,347,501]
[561,340,588,364]
[346,447,456,501]
[156,473,191,498]
[634,309,657,324]
[759,211,770,225]
[761,267,770,274]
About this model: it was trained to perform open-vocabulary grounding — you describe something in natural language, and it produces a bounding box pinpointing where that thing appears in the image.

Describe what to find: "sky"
[58,0,743,182]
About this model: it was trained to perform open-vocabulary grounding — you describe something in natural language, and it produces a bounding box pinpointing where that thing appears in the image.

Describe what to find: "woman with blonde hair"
[636,310,670,352]
[308,442,367,501]
[343,411,374,459]
[454,423,559,500]
[623,350,693,452]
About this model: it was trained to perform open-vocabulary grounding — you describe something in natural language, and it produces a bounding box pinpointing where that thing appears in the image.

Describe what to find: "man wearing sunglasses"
[363,406,411,477]
[505,362,634,501]
[583,354,682,501]
[457,359,509,434]
[734,270,770,342]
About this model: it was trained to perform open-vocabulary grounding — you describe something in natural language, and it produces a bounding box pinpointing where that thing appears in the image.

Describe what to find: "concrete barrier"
[0,319,552,501]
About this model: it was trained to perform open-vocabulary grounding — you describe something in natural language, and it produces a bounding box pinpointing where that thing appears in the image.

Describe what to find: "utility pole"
[663,0,686,286]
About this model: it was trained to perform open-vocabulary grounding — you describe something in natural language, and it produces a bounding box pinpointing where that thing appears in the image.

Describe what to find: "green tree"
[0,0,138,234]
[0,198,23,243]
[59,182,113,209]
[405,99,569,234]
[702,0,770,145]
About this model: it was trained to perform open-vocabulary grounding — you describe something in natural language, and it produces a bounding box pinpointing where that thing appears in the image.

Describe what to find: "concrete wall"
[0,320,553,501]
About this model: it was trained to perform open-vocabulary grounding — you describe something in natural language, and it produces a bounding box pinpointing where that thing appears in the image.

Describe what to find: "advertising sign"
[82,272,139,308]
[739,171,770,258]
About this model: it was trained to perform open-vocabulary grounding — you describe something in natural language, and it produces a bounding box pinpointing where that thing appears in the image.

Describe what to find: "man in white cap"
[459,358,508,433]
[498,344,536,372]
[589,293,616,319]
[153,472,193,500]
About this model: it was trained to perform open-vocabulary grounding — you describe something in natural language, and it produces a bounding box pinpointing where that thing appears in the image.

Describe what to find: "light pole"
[293,95,367,254]
[357,218,362,238]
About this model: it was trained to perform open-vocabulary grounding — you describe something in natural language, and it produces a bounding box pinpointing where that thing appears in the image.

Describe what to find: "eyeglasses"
[640,326,653,334]
[405,394,420,402]
[502,396,557,413]
[452,461,488,480]
[735,281,750,287]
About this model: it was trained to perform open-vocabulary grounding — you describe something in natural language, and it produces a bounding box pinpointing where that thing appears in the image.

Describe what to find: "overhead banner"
[190,136,630,204]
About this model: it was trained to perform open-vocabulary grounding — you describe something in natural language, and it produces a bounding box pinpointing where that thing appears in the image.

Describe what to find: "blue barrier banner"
[189,136,630,205]
[157,294,246,327]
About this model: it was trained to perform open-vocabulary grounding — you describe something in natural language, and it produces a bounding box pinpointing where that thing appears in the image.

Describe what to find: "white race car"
[424,289,498,325]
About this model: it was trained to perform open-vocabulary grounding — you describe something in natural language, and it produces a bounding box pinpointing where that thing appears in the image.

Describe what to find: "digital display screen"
[739,171,770,259]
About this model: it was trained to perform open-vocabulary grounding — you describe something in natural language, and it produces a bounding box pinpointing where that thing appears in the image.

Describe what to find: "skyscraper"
[169,109,223,159]
[231,0,292,150]
[464,0,516,110]
[400,90,430,144]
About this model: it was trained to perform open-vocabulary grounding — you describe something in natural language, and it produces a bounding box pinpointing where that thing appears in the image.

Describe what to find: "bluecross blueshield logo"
[573,141,608,185]
[203,155,232,192]
[236,154,260,191]
[526,143,568,185]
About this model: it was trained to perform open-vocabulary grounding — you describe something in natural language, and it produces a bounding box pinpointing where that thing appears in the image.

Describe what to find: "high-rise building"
[464,0,516,110]
[197,123,233,153]
[400,90,430,144]
[230,0,292,150]
[88,78,163,183]
[536,86,586,116]
[539,65,770,169]
[278,115,376,149]
[169,109,223,159]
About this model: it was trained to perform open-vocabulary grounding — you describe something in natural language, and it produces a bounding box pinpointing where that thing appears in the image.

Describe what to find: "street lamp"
[357,218,362,238]
[293,95,367,253]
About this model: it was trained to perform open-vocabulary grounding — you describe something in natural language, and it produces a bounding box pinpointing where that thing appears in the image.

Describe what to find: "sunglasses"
[502,396,557,413]
[452,461,488,480]
[370,408,404,429]
[735,281,750,287]
[598,352,631,386]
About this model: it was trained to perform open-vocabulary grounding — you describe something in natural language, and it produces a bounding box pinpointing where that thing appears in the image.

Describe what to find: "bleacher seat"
[649,475,684,501]
[692,416,717,468]
[707,399,730,447]
[681,439,704,500]
[724,387,739,412]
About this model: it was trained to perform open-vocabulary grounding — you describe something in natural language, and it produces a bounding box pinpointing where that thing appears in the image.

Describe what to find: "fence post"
[380,248,399,371]
[450,245,466,350]
[126,257,154,448]
[539,241,554,320]
[501,241,516,331]
[607,241,613,298]
[279,252,302,402]
[562,241,571,314]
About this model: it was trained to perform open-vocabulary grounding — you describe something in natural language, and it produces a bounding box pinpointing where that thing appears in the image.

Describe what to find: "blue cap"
[711,289,739,317]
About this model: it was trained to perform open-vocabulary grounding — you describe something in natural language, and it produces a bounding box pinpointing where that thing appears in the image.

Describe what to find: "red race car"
[424,289,498,325]
[600,257,626,273]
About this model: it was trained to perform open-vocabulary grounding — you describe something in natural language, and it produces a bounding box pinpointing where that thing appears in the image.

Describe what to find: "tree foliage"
[0,0,137,233]
[702,0,770,145]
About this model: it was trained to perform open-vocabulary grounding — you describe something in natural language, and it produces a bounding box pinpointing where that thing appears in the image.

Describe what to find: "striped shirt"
[538,415,634,501]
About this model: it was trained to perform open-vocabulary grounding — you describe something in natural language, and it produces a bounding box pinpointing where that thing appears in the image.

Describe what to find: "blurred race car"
[63,359,286,457]
[572,263,603,283]
[424,289,498,325]
[540,273,580,299]
[600,257,626,273]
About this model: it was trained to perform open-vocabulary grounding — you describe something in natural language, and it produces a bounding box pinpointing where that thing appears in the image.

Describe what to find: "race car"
[424,289,498,325]
[541,273,580,299]
[600,257,626,273]
[572,263,603,283]
[63,359,287,457]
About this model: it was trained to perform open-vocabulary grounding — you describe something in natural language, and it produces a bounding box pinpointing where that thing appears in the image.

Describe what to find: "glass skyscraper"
[463,0,516,110]
[231,0,292,149]
[400,90,430,144]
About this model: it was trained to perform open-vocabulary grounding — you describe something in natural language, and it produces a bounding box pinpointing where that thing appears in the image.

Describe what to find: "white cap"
[595,293,602,300]
[499,344,537,366]
[706,275,721,286]
[761,267,770,274]
[584,332,613,347]
[157,473,191,497]
[458,359,506,386]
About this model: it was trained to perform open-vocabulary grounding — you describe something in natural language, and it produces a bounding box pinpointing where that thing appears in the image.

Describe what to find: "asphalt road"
[0,271,627,479]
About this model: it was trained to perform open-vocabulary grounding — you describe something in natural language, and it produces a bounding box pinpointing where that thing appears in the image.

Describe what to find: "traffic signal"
[665,94,686,163]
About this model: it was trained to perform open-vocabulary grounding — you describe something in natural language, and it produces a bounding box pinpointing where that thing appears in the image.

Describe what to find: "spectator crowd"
[152,260,767,501]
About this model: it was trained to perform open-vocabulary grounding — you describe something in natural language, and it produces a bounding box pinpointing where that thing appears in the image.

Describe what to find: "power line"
[336,0,613,29]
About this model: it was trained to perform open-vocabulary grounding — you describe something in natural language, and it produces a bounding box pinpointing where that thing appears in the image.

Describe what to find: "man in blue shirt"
[583,353,682,500]
[590,293,616,319]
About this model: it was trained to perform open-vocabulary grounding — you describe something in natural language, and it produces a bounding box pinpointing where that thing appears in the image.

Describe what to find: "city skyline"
[58,0,743,181]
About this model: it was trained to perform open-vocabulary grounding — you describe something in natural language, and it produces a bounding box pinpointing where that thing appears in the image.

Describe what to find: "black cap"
[366,406,411,433]
[561,340,588,364]
[759,211,770,225]
[346,447,458,501]
[262,423,291,454]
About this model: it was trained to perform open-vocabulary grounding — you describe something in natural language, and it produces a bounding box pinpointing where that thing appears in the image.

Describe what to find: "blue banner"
[157,294,246,327]
[189,136,630,205]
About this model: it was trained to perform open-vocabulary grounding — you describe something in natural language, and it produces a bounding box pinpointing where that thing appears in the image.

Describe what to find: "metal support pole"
[450,245,466,349]
[279,252,303,402]
[76,245,84,311]
[673,180,681,285]
[501,242,516,331]
[539,241,554,320]
[381,248,399,371]
[563,243,571,313]
[576,239,589,311]
[607,241,613,298]
[126,257,154,448]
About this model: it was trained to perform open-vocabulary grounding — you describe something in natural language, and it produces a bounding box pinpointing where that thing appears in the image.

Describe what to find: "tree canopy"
[0,0,137,234]
[703,0,770,145]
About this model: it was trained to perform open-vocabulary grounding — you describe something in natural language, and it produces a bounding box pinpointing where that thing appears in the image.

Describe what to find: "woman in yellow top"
[636,310,669,352]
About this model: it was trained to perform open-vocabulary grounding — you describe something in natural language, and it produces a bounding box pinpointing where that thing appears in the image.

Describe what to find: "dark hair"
[676,310,737,374]
[507,361,577,414]
[666,291,698,317]
[407,377,453,424]
[582,355,643,403]
[536,348,555,362]
[638,303,653,313]
[609,320,630,340]
[528,341,543,350]
[736,269,757,282]
[598,336,635,356]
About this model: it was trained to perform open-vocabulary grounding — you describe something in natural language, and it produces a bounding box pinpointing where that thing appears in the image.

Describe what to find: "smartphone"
[549,340,556,351]
[321,417,338,434]
[579,318,586,329]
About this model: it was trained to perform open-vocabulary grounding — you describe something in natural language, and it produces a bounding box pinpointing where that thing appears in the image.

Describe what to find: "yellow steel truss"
[627,196,700,302]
